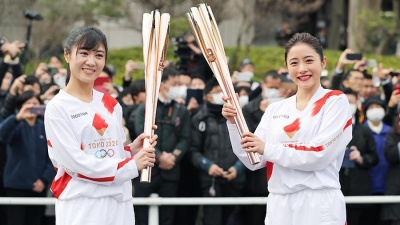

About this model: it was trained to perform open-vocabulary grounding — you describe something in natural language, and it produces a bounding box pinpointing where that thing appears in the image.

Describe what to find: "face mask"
[366,108,385,122]
[236,72,254,82]
[211,92,225,105]
[239,95,249,107]
[53,74,66,88]
[263,88,280,99]
[349,104,357,115]
[176,85,187,99]
[166,86,181,100]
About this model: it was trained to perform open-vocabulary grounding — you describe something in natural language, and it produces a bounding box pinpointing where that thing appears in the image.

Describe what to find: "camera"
[173,36,193,74]
[390,71,400,76]
[173,36,192,59]
[24,10,43,21]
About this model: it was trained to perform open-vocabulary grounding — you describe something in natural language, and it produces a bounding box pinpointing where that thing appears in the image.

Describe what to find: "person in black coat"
[341,89,379,225]
[381,115,400,225]
[133,69,191,225]
[191,77,245,225]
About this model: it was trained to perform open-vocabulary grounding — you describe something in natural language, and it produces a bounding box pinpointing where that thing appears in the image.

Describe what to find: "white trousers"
[55,197,135,225]
[265,188,346,225]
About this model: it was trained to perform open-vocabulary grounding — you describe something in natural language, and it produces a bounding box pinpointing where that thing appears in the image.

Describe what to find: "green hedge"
[26,46,400,85]
[107,46,400,84]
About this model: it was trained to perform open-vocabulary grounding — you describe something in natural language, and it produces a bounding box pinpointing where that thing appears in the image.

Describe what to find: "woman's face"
[286,43,326,91]
[64,44,106,85]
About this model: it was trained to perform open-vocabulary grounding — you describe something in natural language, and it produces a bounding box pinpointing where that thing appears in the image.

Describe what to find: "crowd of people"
[0,27,400,225]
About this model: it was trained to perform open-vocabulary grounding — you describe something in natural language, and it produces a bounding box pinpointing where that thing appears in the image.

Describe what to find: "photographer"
[0,37,25,87]
[174,35,213,82]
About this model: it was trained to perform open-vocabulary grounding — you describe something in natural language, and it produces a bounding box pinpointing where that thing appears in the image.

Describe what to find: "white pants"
[55,197,135,225]
[265,189,346,225]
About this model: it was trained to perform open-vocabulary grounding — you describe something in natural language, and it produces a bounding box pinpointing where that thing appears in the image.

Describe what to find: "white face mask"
[177,85,187,99]
[53,74,66,88]
[239,95,249,107]
[366,108,385,122]
[166,86,181,100]
[211,92,225,105]
[263,88,280,99]
[349,104,357,115]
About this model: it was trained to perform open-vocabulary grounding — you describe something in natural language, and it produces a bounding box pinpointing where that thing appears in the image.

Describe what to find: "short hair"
[343,69,363,81]
[161,67,179,82]
[15,90,41,110]
[263,70,281,81]
[342,87,358,97]
[204,77,220,95]
[129,79,145,97]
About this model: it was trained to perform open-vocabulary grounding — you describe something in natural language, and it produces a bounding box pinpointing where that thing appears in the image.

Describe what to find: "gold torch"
[141,10,170,182]
[186,4,260,165]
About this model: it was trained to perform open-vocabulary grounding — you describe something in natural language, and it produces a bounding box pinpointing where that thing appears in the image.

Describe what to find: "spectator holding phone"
[0,90,55,225]
[0,75,41,120]
[331,49,364,91]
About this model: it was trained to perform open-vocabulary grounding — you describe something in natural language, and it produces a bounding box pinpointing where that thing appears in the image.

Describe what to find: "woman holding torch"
[223,33,352,225]
[44,26,156,225]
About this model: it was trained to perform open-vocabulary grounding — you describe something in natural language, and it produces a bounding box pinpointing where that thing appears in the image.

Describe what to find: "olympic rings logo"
[95,149,115,159]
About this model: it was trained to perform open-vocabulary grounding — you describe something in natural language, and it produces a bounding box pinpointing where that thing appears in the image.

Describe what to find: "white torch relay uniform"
[45,89,138,225]
[228,86,352,225]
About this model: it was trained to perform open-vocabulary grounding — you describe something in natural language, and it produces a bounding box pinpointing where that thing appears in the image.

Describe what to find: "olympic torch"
[186,4,260,165]
[141,10,170,182]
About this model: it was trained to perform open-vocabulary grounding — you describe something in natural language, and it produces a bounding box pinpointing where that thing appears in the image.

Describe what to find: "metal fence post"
[148,193,159,225]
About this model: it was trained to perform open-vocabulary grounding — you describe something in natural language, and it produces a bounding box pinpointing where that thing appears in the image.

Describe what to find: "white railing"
[1,195,400,225]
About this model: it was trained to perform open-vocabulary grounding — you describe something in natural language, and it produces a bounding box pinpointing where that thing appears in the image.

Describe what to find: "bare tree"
[2,0,130,60]
[327,0,345,49]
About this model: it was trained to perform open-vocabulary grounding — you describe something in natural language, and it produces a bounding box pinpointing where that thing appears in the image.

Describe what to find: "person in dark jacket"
[191,77,245,225]
[133,69,191,225]
[362,96,391,225]
[0,90,55,225]
[341,89,379,225]
[381,114,400,225]
[125,79,146,141]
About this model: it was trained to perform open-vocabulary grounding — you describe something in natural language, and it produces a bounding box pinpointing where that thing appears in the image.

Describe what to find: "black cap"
[362,96,386,114]
[240,58,253,68]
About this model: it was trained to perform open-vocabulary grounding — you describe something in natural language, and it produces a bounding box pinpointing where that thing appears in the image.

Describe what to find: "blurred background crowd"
[1,0,400,225]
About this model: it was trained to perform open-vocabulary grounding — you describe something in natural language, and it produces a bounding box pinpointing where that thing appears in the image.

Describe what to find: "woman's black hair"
[15,90,41,110]
[284,33,324,63]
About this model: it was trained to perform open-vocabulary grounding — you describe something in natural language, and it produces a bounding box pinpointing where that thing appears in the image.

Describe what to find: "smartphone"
[342,148,355,168]
[365,59,377,68]
[48,66,58,76]
[30,105,46,115]
[346,53,362,60]
[186,89,203,105]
